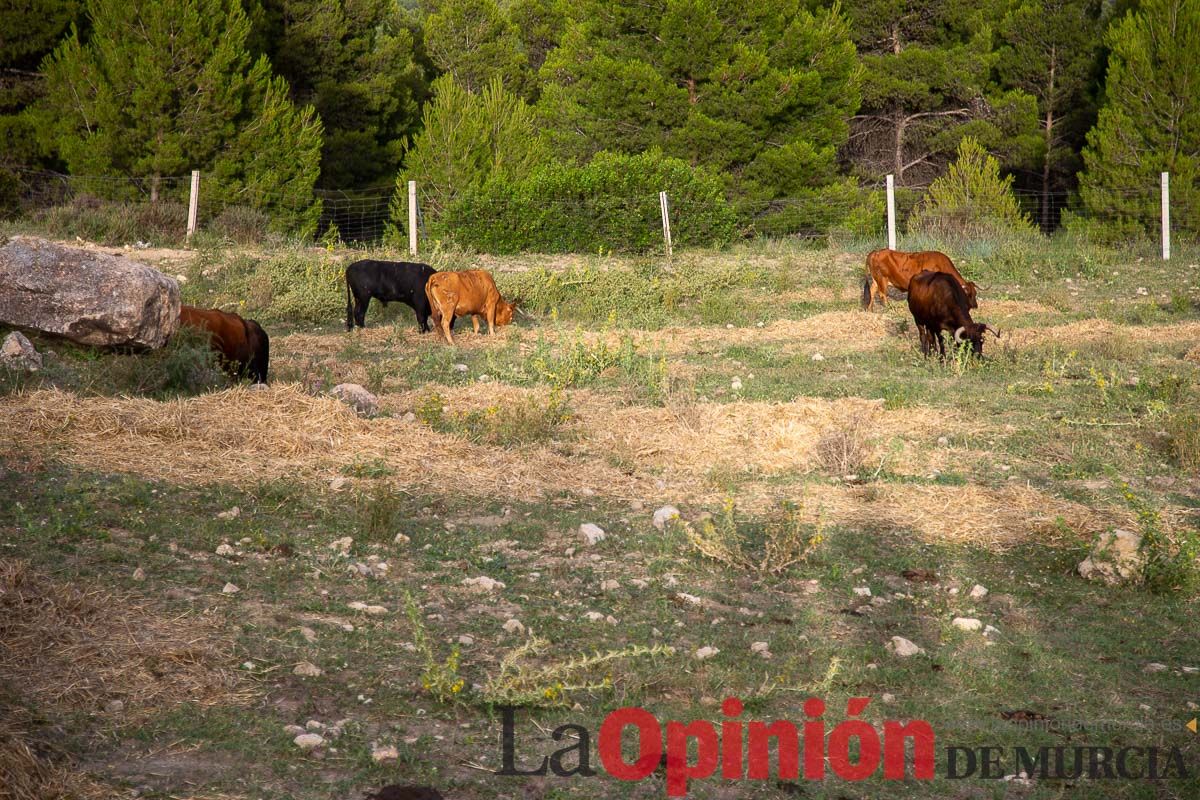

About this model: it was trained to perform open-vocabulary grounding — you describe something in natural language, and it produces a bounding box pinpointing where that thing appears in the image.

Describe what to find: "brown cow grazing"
[906,271,998,358]
[178,305,270,383]
[424,269,517,345]
[862,249,978,311]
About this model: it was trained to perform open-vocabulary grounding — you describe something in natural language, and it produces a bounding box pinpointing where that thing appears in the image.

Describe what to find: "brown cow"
[178,305,270,383]
[906,271,998,358]
[424,270,516,345]
[862,249,978,311]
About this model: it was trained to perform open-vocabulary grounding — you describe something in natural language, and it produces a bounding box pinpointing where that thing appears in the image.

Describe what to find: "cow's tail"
[861,254,873,310]
[345,273,354,331]
[250,322,270,384]
[426,282,442,330]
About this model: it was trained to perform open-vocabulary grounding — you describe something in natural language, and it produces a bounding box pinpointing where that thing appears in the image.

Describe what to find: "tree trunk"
[894,111,907,183]
[150,174,160,203]
[1041,48,1056,233]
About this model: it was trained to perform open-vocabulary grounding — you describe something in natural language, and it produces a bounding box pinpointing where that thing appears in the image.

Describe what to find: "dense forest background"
[0,0,1196,249]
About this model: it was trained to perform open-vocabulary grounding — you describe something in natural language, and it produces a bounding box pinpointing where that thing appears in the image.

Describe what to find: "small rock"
[222,582,240,594]
[299,627,318,643]
[462,576,506,593]
[731,377,743,391]
[1079,529,1145,584]
[579,523,606,546]
[630,578,649,589]
[1143,663,1169,673]
[1,331,42,371]
[330,383,379,416]
[330,536,353,554]
[458,634,475,645]
[881,693,895,704]
[694,646,720,661]
[811,353,825,361]
[453,363,469,373]
[853,586,872,597]
[217,506,240,520]
[583,611,605,622]
[936,436,949,447]
[968,584,988,600]
[215,543,236,557]
[347,601,389,615]
[984,625,1000,636]
[599,579,620,592]
[886,636,924,657]
[371,744,400,763]
[283,724,306,736]
[305,720,326,732]
[329,476,349,491]
[750,641,770,653]
[502,618,525,634]
[293,733,325,750]
[394,533,411,545]
[131,567,145,581]
[652,506,681,531]
[952,617,983,632]
[105,699,124,713]
[293,661,324,677]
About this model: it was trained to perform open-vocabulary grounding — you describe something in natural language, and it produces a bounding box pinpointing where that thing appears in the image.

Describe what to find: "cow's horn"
[954,326,966,343]
[985,324,1000,338]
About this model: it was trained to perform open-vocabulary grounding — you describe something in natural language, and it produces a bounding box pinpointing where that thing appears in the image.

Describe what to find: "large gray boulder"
[0,236,179,348]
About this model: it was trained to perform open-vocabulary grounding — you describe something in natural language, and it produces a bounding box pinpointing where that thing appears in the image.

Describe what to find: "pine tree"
[249,0,431,189]
[423,0,532,96]
[997,0,1104,231]
[394,75,548,221]
[1076,0,1200,237]
[908,136,1035,237]
[39,0,322,229]
[845,0,1039,187]
[534,0,860,211]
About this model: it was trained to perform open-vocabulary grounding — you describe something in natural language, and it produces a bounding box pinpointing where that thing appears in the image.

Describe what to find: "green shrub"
[28,196,189,246]
[100,326,229,397]
[208,205,273,244]
[442,150,737,253]
[246,251,344,323]
[908,137,1036,240]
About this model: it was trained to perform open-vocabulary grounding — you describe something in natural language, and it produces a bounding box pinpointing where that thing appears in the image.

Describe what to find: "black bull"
[345,259,454,333]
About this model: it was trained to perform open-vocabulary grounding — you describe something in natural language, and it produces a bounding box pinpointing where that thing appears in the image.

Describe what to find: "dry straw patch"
[0,386,645,499]
[0,559,250,726]
[978,299,1062,317]
[642,311,902,355]
[1007,320,1200,348]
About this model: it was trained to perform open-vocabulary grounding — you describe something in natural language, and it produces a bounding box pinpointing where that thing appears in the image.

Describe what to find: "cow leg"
[471,315,481,335]
[917,326,930,357]
[874,276,888,308]
[486,304,496,335]
[352,294,369,328]
[935,331,947,359]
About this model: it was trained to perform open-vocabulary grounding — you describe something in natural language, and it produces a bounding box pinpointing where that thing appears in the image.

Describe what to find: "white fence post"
[659,191,673,259]
[1161,172,1170,261]
[186,170,200,240]
[408,180,418,256]
[886,174,897,251]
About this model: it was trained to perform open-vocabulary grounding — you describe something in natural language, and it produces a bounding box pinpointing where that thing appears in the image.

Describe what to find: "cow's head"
[496,297,517,327]
[962,281,979,309]
[953,322,999,356]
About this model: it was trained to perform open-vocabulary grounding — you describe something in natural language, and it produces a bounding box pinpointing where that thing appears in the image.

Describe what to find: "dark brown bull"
[862,249,978,311]
[178,305,269,383]
[906,271,998,358]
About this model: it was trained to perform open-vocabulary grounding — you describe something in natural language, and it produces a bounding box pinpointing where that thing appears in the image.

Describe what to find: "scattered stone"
[329,536,353,554]
[1,331,41,371]
[0,236,180,348]
[105,699,124,713]
[453,363,469,373]
[371,744,400,763]
[677,592,704,606]
[330,383,379,416]
[952,617,983,632]
[283,724,306,736]
[293,733,325,750]
[305,720,326,732]
[217,507,241,520]
[583,611,606,622]
[347,601,389,615]
[1182,666,1198,674]
[881,693,896,704]
[222,582,240,595]
[1143,663,1169,673]
[394,533,411,545]
[968,584,988,600]
[462,576,506,593]
[853,586,872,597]
[131,567,145,581]
[731,377,743,391]
[886,636,924,657]
[984,625,1000,636]
[215,543,236,557]
[652,506,681,531]
[694,646,720,661]
[802,580,820,595]
[293,662,324,677]
[630,578,650,589]
[299,627,318,643]
[599,579,620,592]
[811,353,825,361]
[1078,529,1144,584]
[329,476,349,491]
[750,641,770,654]
[502,618,525,635]
[458,634,475,646]
[579,523,606,546]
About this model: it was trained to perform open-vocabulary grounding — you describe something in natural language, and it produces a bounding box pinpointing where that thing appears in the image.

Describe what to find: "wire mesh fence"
[1,166,1194,257]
